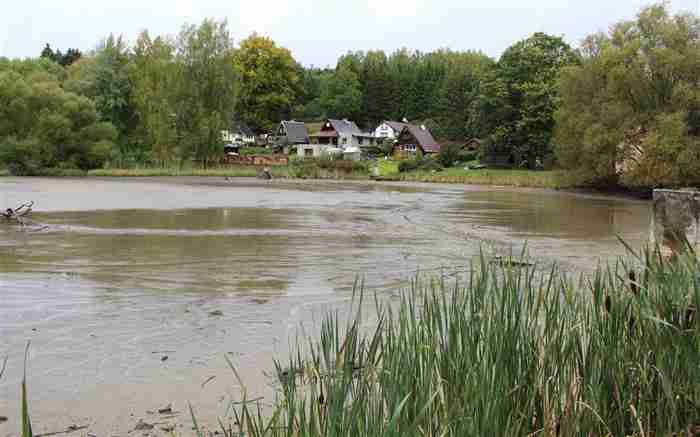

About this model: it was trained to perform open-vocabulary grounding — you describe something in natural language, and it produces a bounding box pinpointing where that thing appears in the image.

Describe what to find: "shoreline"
[1,168,652,200]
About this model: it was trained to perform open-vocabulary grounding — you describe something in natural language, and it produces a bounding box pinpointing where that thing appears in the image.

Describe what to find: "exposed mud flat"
[0,177,651,436]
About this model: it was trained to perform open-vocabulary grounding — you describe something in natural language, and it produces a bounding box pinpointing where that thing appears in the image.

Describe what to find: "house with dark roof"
[374,119,409,141]
[392,124,441,156]
[275,120,309,145]
[309,119,376,150]
[222,120,255,145]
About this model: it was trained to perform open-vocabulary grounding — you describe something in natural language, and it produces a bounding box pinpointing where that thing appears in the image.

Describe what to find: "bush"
[458,150,479,163]
[437,143,462,168]
[35,167,87,177]
[240,146,272,156]
[398,157,444,173]
[398,159,420,173]
[0,137,43,175]
[0,70,119,174]
[84,140,114,169]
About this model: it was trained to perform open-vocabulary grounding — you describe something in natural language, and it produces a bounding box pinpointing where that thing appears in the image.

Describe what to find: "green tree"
[320,55,363,121]
[478,33,577,167]
[233,34,299,133]
[173,19,237,166]
[555,4,700,188]
[292,66,328,120]
[129,31,178,164]
[360,51,396,127]
[40,44,83,66]
[0,70,117,174]
[93,35,137,152]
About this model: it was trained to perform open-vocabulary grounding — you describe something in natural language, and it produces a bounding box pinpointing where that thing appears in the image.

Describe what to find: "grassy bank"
[223,247,699,436]
[88,159,372,180]
[399,168,568,188]
[87,166,283,177]
[3,160,569,190]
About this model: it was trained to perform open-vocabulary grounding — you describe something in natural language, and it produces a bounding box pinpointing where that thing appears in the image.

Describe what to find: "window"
[304,148,313,157]
[342,137,347,145]
[358,137,364,145]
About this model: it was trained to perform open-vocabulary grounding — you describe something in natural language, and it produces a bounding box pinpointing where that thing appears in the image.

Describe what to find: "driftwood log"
[2,201,35,226]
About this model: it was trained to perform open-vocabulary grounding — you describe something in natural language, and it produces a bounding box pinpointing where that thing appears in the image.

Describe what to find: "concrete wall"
[652,189,700,255]
[297,144,342,158]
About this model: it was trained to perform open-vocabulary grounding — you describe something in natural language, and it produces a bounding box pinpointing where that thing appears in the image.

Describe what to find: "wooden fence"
[221,155,289,166]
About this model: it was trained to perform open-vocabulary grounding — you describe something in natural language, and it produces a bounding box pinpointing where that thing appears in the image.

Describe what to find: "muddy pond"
[0,177,650,436]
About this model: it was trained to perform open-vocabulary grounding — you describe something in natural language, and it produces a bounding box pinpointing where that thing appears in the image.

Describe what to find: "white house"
[221,121,255,145]
[374,119,409,140]
[309,119,376,150]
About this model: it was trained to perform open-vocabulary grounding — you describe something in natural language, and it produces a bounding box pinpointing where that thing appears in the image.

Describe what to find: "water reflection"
[453,190,650,240]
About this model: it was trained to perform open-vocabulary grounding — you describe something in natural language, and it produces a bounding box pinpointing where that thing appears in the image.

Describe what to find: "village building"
[221,120,255,146]
[275,120,310,145]
[309,119,376,150]
[374,119,409,140]
[392,124,441,156]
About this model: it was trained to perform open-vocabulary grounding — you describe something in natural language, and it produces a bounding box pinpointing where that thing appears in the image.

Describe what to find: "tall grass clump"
[222,247,699,436]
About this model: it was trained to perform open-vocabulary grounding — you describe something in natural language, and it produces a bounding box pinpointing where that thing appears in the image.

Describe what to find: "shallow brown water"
[0,177,650,436]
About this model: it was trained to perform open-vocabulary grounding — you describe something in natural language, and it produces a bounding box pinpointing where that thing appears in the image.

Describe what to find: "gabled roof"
[400,124,441,153]
[280,121,309,143]
[327,119,362,136]
[383,121,409,133]
[231,120,254,137]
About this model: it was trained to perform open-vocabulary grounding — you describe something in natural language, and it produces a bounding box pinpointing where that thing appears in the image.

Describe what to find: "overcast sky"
[1,0,698,67]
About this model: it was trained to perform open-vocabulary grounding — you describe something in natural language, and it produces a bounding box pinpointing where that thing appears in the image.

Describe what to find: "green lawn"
[375,159,400,177]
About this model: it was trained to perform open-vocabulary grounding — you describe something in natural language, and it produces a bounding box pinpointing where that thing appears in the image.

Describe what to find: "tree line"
[1,3,698,189]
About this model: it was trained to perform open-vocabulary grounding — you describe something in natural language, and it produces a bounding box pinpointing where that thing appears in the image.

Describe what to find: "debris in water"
[134,420,154,431]
[209,310,224,317]
[161,355,168,362]
[201,375,216,388]
[34,424,88,437]
[158,404,173,414]
[0,416,7,423]
[490,256,533,268]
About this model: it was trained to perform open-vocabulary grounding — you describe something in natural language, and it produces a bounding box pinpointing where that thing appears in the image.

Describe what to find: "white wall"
[374,123,396,139]
[221,130,255,144]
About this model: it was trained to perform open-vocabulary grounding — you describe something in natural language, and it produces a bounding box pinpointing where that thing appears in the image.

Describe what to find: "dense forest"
[1,3,699,189]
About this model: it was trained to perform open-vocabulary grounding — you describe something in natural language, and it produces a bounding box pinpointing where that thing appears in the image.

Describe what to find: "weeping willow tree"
[555,3,700,189]
[173,19,238,168]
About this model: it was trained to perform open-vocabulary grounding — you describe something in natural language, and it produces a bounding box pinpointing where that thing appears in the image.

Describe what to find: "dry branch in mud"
[2,201,46,230]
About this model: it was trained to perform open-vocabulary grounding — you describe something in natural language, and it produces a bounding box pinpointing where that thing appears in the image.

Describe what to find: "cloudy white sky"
[1,0,698,66]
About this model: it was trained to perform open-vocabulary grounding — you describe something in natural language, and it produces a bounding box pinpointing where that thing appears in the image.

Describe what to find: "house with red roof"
[309,119,376,150]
